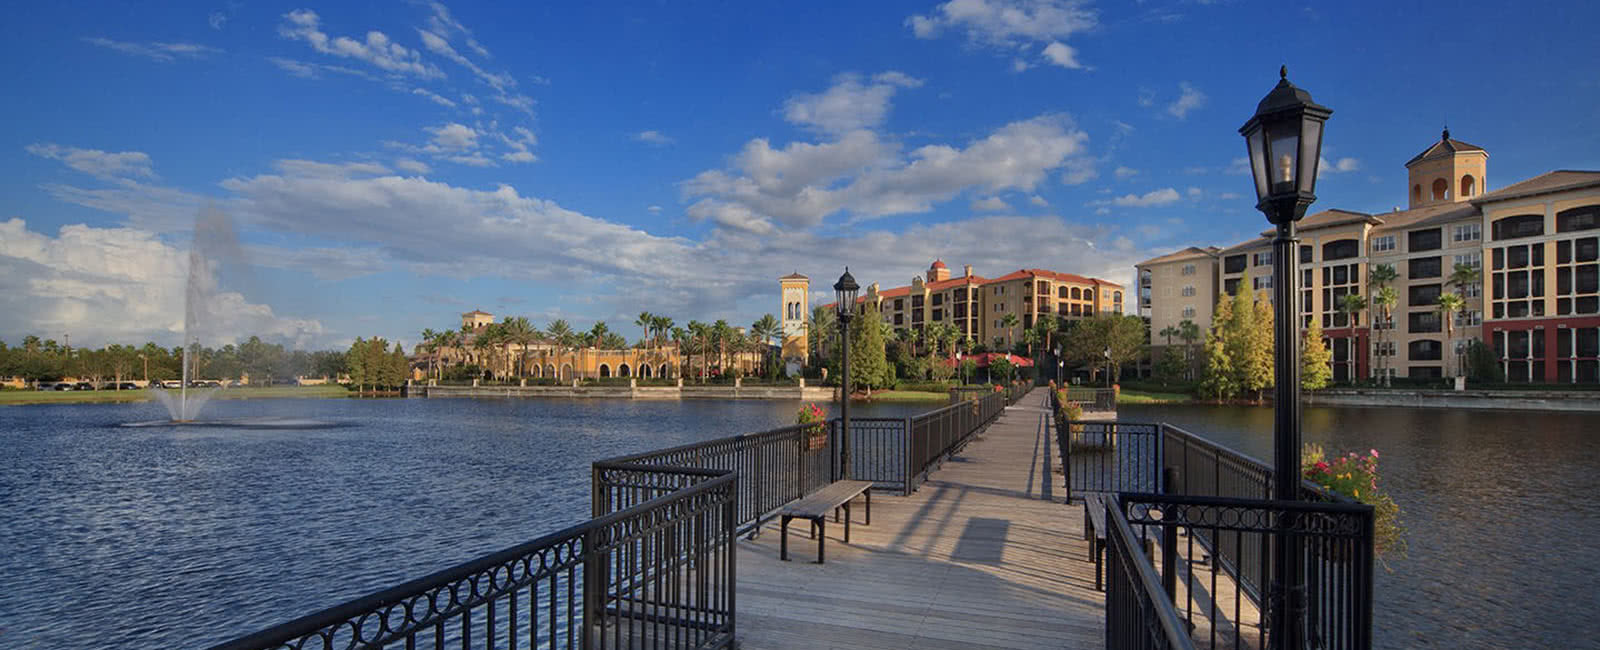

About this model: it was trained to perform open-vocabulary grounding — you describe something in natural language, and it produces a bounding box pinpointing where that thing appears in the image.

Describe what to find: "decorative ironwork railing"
[1061,387,1118,412]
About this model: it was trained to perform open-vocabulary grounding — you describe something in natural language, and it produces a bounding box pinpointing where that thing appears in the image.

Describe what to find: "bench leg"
[781,515,791,561]
[816,519,825,564]
[865,490,871,526]
[834,506,840,523]
[844,502,851,544]
[1094,539,1103,591]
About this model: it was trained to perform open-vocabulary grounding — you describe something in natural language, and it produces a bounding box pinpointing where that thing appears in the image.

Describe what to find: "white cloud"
[1186,187,1203,199]
[1167,82,1206,119]
[395,158,432,174]
[1061,157,1097,185]
[684,114,1091,230]
[647,205,663,214]
[1029,195,1049,207]
[635,130,675,146]
[27,143,156,180]
[1227,157,1250,175]
[209,12,228,30]
[273,159,391,178]
[417,29,516,92]
[1320,157,1361,174]
[971,196,1011,211]
[1217,192,1241,200]
[83,37,221,62]
[0,218,323,348]
[428,123,479,150]
[782,72,922,134]
[277,9,444,79]
[412,87,457,107]
[1041,41,1082,69]
[1107,187,1180,207]
[1114,166,1138,179]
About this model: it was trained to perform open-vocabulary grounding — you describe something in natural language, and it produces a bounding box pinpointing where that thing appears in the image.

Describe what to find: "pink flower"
[1314,461,1330,472]
[1369,449,1380,458]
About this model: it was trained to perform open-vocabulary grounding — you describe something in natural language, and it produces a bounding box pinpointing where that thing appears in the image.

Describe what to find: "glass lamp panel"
[1247,128,1269,200]
[1267,119,1300,191]
[1298,118,1324,194]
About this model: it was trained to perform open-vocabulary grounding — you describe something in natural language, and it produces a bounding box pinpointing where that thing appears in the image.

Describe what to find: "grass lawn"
[854,390,950,402]
[0,384,351,406]
[1117,389,1194,404]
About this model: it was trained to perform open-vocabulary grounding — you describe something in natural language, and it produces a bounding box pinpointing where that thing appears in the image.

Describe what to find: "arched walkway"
[640,364,653,378]
[618,363,631,377]
[599,364,611,378]
[560,364,573,381]
[661,364,671,379]
[544,364,555,379]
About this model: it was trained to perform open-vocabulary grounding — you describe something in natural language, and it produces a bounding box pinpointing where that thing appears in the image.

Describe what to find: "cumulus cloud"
[1320,157,1361,174]
[27,143,156,180]
[684,114,1091,230]
[395,158,432,174]
[278,9,444,79]
[971,196,1011,211]
[1105,187,1180,207]
[1167,82,1206,119]
[83,37,221,62]
[909,0,1096,71]
[782,72,923,134]
[635,130,675,146]
[1114,166,1138,179]
[0,218,323,348]
[1029,195,1049,207]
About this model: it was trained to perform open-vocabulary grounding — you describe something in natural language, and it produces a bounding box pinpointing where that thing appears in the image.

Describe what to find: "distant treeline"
[0,335,346,386]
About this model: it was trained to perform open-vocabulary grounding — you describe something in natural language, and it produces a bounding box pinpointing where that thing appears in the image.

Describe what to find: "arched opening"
[1432,178,1448,201]
[559,364,573,381]
[640,364,653,378]
[1071,287,1082,299]
[599,364,611,378]
[1413,184,1422,203]
[618,363,631,377]
[530,364,541,378]
[660,364,671,378]
[1460,175,1475,197]
[544,364,555,379]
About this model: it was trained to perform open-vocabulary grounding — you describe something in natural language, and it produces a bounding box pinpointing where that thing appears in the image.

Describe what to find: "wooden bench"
[779,480,873,564]
[1082,493,1109,591]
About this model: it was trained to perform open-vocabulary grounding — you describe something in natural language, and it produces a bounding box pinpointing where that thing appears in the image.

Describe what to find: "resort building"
[779,273,810,375]
[1137,129,1600,383]
[832,260,1124,348]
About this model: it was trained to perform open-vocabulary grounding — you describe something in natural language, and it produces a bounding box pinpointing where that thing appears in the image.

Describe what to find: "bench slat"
[780,480,873,517]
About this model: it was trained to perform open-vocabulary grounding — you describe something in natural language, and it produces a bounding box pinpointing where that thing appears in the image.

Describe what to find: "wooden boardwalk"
[733,387,1107,649]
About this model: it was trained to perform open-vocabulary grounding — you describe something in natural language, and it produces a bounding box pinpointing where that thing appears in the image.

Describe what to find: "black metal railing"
[209,469,736,650]
[1113,493,1374,650]
[906,391,1009,492]
[1104,497,1197,650]
[1058,421,1163,500]
[1062,387,1117,412]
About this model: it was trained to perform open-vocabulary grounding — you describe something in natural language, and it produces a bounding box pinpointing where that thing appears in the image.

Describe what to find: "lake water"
[1120,403,1600,650]
[0,396,927,649]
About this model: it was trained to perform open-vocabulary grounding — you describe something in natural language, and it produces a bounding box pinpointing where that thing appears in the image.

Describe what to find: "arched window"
[1432,178,1448,201]
[545,364,556,379]
[1071,287,1082,299]
[660,363,671,378]
[618,363,630,377]
[1413,184,1422,203]
[640,364,652,378]
[1460,175,1475,197]
[599,364,611,378]
[560,364,573,381]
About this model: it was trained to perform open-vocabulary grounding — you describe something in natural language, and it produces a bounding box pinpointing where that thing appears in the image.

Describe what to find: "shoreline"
[0,385,350,407]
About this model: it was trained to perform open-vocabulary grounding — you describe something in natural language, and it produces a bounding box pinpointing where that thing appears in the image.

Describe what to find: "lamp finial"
[1279,65,1287,80]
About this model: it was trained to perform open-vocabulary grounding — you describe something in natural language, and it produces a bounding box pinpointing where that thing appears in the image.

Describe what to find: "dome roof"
[930,259,948,269]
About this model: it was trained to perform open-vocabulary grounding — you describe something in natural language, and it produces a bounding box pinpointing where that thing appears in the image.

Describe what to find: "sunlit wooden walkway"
[734,387,1108,649]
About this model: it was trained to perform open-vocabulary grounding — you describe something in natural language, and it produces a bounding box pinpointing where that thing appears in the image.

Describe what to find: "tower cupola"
[1405,128,1487,208]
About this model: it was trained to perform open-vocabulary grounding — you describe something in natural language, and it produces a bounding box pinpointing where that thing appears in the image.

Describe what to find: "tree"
[348,337,368,390]
[1337,293,1368,380]
[750,313,781,375]
[1302,318,1333,390]
[989,356,1014,383]
[687,321,709,382]
[1369,264,1399,385]
[1159,325,1179,346]
[1244,290,1275,401]
[1436,292,1466,377]
[390,346,410,388]
[1063,314,1146,386]
[1154,347,1187,385]
[958,358,977,385]
[1463,340,1504,382]
[1198,327,1235,400]
[848,305,892,392]
[1178,319,1202,380]
[635,312,655,349]
[999,313,1020,352]
[1448,262,1481,296]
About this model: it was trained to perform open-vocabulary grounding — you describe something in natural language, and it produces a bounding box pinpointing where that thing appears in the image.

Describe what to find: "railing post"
[1161,468,1178,602]
[581,525,602,649]
[903,416,913,495]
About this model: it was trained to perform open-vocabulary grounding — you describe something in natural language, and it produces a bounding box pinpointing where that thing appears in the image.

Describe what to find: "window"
[932,293,944,306]
[911,295,924,308]
[1555,327,1600,384]
[1413,185,1422,203]
[1182,264,1196,276]
[1557,206,1600,233]
[1453,252,1481,269]
[1300,245,1313,263]
[1324,240,1360,260]
[894,298,904,311]
[1492,214,1544,240]
[1071,287,1082,299]
[954,303,967,318]
[1410,257,1442,279]
[1058,302,1069,314]
[1555,236,1600,316]
[1409,339,1443,360]
[1114,291,1122,303]
[1432,178,1449,201]
[1494,242,1550,319]
[1408,312,1442,333]
[893,313,904,326]
[1058,286,1070,298]
[1454,223,1481,242]
[1370,235,1396,254]
[1461,175,1475,198]
[1410,228,1443,252]
[1253,251,1273,266]
[994,303,1004,313]
[1253,276,1273,291]
[1182,307,1196,319]
[994,285,1005,295]
[1409,284,1442,306]
[954,288,968,301]
[1224,255,1247,273]
[1224,278,1241,295]
[1410,365,1444,379]
[1456,310,1481,327]
[1182,286,1196,297]
[1036,280,1049,295]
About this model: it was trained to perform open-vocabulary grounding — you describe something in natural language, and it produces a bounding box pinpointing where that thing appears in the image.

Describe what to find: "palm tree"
[1178,319,1201,379]
[419,328,439,380]
[502,317,538,377]
[687,321,709,382]
[653,315,675,349]
[1336,294,1368,383]
[1023,328,1040,362]
[810,305,837,366]
[1436,293,1466,377]
[1158,325,1179,346]
[1372,286,1399,385]
[1368,264,1400,386]
[750,313,781,376]
[634,312,654,349]
[999,313,1021,353]
[1448,262,1481,297]
[711,320,732,378]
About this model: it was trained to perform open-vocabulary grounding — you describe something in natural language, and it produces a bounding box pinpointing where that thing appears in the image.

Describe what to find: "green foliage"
[1303,444,1406,562]
[958,358,977,384]
[1154,346,1187,384]
[1197,296,1236,400]
[847,307,893,390]
[1302,318,1333,390]
[989,356,1014,382]
[1463,339,1504,382]
[1244,291,1275,398]
[1062,314,1146,384]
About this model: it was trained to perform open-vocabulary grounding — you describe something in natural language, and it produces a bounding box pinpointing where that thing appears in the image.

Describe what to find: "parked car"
[74,382,96,391]
[36,382,55,391]
[160,380,183,389]
[117,382,140,390]
[53,383,75,391]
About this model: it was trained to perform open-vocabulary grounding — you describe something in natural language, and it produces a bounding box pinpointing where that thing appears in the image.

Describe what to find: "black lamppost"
[833,268,859,480]
[1239,66,1332,649]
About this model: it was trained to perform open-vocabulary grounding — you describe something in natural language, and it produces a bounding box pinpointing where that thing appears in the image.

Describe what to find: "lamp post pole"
[833,269,860,482]
[1239,66,1332,650]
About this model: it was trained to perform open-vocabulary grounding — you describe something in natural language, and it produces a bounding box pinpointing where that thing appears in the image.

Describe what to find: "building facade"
[779,273,809,374]
[1137,130,1600,383]
[834,260,1124,349]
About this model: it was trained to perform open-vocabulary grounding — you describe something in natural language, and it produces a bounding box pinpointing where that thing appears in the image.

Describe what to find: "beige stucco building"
[1137,130,1600,383]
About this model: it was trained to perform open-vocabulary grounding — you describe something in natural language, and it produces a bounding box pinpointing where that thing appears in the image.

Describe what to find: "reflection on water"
[0,397,927,649]
[1121,403,1600,649]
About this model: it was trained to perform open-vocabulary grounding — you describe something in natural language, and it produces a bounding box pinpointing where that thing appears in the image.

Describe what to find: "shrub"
[1303,444,1407,564]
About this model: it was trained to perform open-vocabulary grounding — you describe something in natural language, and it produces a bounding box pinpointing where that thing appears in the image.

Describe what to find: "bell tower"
[1405,128,1487,208]
[779,272,810,373]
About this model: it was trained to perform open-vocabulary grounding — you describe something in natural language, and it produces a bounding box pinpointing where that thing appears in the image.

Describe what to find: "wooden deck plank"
[734,387,1107,648]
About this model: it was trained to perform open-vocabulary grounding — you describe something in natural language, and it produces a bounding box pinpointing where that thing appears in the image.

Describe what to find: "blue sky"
[2,0,1597,350]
